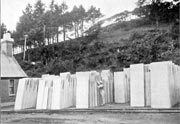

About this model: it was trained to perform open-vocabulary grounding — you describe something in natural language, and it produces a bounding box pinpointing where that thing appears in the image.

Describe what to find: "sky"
[1,0,137,31]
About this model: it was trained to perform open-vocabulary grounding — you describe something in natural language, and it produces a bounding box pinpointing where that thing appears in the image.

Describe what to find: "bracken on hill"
[15,19,180,77]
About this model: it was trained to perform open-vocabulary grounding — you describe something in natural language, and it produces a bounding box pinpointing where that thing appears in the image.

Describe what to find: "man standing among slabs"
[96,75,105,105]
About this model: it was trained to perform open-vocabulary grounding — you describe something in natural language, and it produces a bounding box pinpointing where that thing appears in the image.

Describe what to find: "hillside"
[15,19,180,77]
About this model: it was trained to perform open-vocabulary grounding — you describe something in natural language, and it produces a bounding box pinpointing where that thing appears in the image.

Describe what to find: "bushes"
[129,18,151,28]
[110,18,152,31]
[15,25,180,77]
[170,21,179,40]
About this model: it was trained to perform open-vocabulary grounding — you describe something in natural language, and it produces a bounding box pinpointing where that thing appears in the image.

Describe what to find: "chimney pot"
[1,33,14,57]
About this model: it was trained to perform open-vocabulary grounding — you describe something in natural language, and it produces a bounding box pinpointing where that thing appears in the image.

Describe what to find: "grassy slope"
[15,19,180,77]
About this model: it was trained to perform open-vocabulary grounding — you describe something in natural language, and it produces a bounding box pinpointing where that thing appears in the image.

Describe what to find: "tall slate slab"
[76,72,90,108]
[114,72,126,103]
[36,79,46,109]
[130,64,145,107]
[150,61,171,108]
[14,78,27,110]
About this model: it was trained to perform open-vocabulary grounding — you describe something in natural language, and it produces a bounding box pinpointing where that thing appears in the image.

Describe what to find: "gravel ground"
[1,112,180,124]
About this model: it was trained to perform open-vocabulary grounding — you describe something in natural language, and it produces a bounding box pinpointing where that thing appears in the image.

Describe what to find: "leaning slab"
[14,78,27,110]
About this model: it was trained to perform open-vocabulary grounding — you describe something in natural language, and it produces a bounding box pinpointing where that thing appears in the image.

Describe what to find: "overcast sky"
[1,0,137,31]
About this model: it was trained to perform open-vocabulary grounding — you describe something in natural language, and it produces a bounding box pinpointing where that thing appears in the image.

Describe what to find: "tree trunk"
[155,13,159,28]
[74,23,77,38]
[33,40,35,47]
[43,25,46,45]
[47,38,50,45]
[81,20,84,37]
[156,18,159,28]
[52,35,54,44]
[57,30,59,43]
[63,25,66,41]
[77,23,79,38]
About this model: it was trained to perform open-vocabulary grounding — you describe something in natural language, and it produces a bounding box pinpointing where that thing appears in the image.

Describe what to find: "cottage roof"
[1,52,27,78]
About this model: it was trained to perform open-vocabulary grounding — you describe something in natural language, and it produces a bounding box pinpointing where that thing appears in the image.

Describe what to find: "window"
[9,80,15,96]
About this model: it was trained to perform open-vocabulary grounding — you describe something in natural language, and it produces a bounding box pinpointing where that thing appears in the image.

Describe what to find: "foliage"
[86,6,103,24]
[0,23,7,39]
[13,0,180,77]
[15,25,180,77]
[115,10,130,22]
[133,0,179,27]
[13,1,103,48]
[103,18,151,32]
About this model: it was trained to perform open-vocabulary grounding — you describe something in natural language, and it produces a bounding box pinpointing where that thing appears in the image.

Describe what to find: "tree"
[41,0,62,44]
[134,0,162,27]
[133,0,179,27]
[86,6,103,24]
[78,5,86,37]
[60,12,73,41]
[132,5,150,18]
[42,11,52,44]
[16,3,33,36]
[71,6,81,38]
[53,3,63,43]
[59,1,71,41]
[14,3,35,51]
[14,1,104,47]
[116,10,130,21]
[15,1,46,48]
[32,0,46,46]
[0,23,7,39]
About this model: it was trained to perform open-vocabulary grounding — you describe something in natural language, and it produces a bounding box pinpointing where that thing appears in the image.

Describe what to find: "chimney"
[1,32,14,57]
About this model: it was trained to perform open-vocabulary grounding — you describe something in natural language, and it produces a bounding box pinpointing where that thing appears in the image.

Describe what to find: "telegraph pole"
[23,34,28,60]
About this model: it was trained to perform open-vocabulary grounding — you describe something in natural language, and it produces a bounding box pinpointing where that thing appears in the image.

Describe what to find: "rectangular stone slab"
[130,64,145,107]
[61,73,68,108]
[22,79,32,109]
[59,78,64,109]
[101,70,114,103]
[41,79,52,109]
[89,71,99,108]
[114,72,125,103]
[36,79,46,109]
[14,78,27,110]
[144,64,151,107]
[71,74,77,106]
[76,72,90,108]
[170,64,180,107]
[150,61,171,108]
[176,66,180,102]
[25,78,39,109]
[123,68,130,103]
[47,87,53,109]
[101,70,109,103]
[51,78,61,110]
[42,87,49,109]
[31,79,39,108]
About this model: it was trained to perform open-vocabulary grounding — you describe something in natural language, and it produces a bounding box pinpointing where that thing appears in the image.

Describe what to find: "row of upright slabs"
[15,61,180,110]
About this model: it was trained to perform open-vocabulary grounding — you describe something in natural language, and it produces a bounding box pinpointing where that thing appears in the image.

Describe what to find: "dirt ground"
[1,112,180,124]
